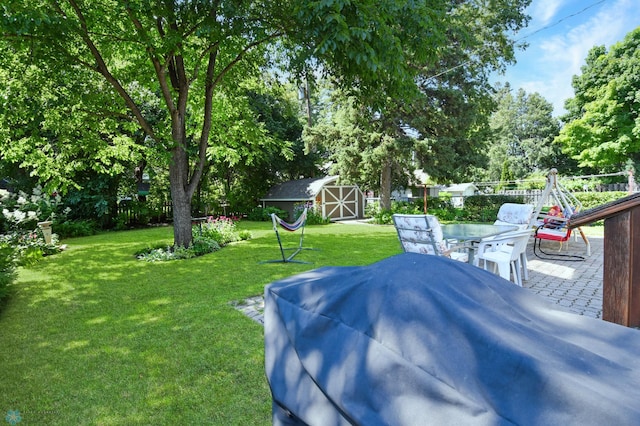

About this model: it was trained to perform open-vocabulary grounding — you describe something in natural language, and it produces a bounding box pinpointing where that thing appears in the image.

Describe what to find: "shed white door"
[321,185,361,220]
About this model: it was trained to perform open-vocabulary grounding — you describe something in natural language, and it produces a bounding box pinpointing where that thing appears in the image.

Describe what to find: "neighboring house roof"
[443,183,478,193]
[261,176,339,201]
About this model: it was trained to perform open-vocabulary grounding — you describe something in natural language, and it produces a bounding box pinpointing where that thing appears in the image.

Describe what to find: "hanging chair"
[533,205,585,261]
[530,169,590,260]
[262,208,314,264]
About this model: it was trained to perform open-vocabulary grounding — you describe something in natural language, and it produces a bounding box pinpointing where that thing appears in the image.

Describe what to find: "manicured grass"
[0,221,401,425]
[574,224,604,238]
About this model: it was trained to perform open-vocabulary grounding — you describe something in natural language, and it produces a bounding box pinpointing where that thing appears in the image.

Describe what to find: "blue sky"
[493,0,639,116]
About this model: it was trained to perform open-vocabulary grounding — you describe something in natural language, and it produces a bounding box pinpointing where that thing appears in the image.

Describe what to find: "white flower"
[3,210,26,222]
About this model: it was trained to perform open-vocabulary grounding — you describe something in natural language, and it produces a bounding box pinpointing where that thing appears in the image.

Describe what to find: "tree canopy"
[556,26,640,173]
[305,0,531,209]
[1,0,462,246]
[485,84,562,181]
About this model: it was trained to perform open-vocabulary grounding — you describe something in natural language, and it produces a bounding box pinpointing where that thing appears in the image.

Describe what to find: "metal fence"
[497,183,631,206]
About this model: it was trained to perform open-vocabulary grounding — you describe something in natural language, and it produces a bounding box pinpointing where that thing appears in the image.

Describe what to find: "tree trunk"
[170,142,194,248]
[170,179,192,247]
[380,161,392,211]
[171,192,192,248]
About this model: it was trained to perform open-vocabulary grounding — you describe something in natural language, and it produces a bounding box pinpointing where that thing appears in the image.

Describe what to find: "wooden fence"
[116,200,173,225]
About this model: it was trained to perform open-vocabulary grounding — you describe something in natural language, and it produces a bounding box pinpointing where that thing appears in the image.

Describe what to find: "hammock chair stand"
[262,208,315,264]
[532,226,585,261]
[529,169,590,261]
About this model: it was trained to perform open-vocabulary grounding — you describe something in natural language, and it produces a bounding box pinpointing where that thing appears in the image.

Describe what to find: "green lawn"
[0,221,401,425]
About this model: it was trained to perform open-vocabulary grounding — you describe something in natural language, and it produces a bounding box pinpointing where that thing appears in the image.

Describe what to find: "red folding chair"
[533,205,584,260]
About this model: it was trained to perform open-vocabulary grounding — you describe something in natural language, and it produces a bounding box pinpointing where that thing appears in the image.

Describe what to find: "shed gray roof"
[444,183,478,193]
[261,176,338,201]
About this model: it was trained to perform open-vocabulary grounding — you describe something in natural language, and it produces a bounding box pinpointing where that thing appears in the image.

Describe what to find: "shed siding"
[261,178,364,220]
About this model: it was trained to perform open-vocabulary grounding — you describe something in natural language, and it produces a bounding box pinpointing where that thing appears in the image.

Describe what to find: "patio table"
[441,223,518,263]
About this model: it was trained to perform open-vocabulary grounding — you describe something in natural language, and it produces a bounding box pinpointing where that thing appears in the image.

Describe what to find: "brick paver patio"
[236,234,606,324]
[524,235,603,318]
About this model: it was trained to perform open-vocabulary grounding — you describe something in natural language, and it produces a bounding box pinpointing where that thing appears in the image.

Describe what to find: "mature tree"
[0,45,152,230]
[556,27,640,173]
[1,0,460,247]
[245,83,322,181]
[0,47,144,191]
[485,84,562,181]
[305,93,415,203]
[306,0,531,209]
[205,80,321,212]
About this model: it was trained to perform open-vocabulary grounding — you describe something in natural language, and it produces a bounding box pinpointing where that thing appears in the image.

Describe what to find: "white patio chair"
[392,214,468,262]
[491,203,534,280]
[493,203,534,229]
[474,229,533,286]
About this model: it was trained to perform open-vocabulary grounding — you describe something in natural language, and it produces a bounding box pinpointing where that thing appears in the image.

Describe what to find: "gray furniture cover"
[264,253,640,425]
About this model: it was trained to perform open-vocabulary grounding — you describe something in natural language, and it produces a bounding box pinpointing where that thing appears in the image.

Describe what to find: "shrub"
[1,186,64,265]
[191,236,221,256]
[371,209,394,225]
[0,241,16,303]
[370,201,422,225]
[198,216,239,245]
[1,230,61,267]
[135,241,206,262]
[428,207,460,222]
[238,229,252,240]
[136,245,195,262]
[247,206,288,221]
[137,216,249,262]
[575,191,627,210]
[369,191,627,227]
[370,198,459,225]
[54,219,98,238]
[0,186,61,233]
[364,200,381,218]
[293,202,330,225]
[369,194,530,224]
[115,199,156,229]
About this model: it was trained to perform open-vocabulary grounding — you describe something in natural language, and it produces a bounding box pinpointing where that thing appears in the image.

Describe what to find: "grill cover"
[264,253,640,425]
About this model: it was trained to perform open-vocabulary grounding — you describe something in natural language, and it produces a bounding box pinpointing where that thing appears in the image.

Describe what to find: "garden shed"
[443,182,478,207]
[260,176,365,221]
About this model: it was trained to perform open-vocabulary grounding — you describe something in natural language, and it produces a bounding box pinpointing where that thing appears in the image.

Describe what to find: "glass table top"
[441,224,518,241]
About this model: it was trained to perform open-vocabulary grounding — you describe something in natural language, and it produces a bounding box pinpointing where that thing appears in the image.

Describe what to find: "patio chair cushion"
[392,214,448,256]
[535,226,572,242]
[495,203,534,226]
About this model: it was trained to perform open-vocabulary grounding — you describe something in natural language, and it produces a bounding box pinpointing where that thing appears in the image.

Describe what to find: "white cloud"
[508,0,639,115]
[528,0,567,25]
